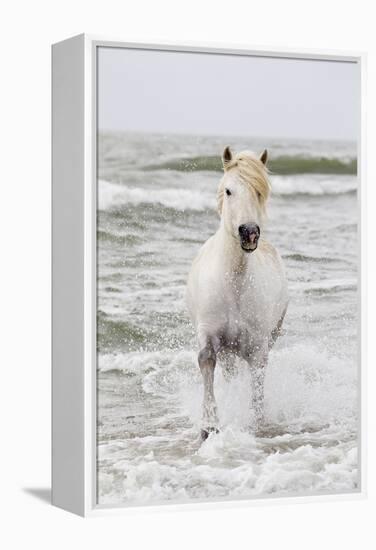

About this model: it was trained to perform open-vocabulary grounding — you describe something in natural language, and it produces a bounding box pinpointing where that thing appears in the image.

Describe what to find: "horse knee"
[198,346,216,369]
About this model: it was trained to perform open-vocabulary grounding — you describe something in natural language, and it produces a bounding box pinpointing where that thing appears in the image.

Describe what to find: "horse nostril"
[238,224,246,237]
[238,223,260,237]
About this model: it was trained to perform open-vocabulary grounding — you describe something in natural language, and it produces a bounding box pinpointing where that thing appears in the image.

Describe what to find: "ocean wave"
[283,253,338,264]
[294,278,357,295]
[272,175,356,196]
[98,175,357,212]
[98,180,214,212]
[97,229,142,245]
[97,350,184,375]
[97,311,149,352]
[144,154,357,175]
[97,308,193,352]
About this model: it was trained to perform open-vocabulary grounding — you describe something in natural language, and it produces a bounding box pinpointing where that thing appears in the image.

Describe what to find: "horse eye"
[225,188,232,196]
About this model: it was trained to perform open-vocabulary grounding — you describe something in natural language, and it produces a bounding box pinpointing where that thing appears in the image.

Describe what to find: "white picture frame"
[52,34,366,517]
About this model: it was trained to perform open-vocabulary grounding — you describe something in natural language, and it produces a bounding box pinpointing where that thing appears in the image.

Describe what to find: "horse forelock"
[217,151,271,217]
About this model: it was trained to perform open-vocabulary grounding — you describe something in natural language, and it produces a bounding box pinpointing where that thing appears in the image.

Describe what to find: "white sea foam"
[97,340,357,505]
[98,427,357,505]
[99,342,356,428]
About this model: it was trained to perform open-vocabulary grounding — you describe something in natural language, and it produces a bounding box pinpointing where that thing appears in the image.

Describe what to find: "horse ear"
[260,149,268,165]
[222,146,232,168]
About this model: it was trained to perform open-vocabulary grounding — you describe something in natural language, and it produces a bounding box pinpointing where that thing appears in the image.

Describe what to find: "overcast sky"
[98,47,359,141]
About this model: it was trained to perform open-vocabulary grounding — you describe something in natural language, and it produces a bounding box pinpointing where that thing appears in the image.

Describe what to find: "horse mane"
[216,150,271,217]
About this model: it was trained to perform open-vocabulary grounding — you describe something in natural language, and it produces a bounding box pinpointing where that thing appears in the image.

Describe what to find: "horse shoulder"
[257,239,283,267]
[254,239,286,281]
[187,235,225,324]
[249,239,288,312]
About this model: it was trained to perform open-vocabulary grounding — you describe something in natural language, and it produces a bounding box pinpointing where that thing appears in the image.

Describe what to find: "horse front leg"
[198,340,219,440]
[251,364,266,428]
[244,343,268,430]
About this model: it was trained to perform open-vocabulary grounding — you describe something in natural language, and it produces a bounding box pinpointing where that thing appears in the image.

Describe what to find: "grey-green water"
[97,132,358,506]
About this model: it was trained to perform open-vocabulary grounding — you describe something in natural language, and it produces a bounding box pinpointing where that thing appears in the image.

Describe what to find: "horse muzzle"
[238,223,260,252]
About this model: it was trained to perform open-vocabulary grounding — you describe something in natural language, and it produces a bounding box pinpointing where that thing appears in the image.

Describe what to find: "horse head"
[217,146,270,252]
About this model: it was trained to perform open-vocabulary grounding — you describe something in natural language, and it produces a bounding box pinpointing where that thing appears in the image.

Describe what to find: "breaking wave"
[98,175,357,212]
[98,180,214,212]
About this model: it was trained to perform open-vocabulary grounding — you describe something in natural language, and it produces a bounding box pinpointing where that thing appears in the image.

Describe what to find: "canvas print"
[96,47,359,506]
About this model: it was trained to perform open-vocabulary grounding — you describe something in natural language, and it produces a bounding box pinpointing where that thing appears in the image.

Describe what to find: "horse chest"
[224,273,262,318]
[220,279,264,346]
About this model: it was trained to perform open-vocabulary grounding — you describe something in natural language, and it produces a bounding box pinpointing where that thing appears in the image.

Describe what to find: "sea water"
[96,132,358,505]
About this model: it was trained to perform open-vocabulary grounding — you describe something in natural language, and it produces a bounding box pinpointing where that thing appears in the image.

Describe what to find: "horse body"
[186,146,288,438]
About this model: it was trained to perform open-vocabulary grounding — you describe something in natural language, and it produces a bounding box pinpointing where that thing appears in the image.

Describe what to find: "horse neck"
[216,221,249,277]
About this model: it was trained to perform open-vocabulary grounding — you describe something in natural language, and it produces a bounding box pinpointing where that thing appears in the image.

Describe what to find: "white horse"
[187,146,288,439]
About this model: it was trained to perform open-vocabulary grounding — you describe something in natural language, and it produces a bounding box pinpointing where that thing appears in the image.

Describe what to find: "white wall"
[1,0,375,548]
